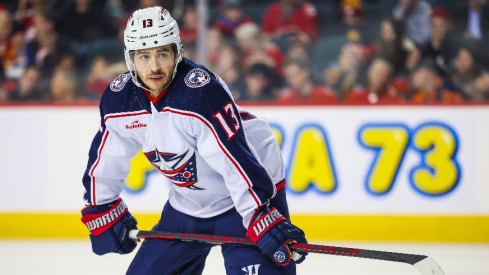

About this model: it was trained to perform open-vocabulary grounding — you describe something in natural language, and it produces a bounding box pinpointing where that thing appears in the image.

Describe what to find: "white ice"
[0,240,488,274]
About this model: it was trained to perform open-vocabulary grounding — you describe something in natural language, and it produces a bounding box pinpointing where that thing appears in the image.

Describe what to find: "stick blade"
[414,257,445,275]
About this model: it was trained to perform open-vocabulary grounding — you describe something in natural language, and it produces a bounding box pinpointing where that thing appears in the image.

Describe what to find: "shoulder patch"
[110,72,131,92]
[184,68,210,88]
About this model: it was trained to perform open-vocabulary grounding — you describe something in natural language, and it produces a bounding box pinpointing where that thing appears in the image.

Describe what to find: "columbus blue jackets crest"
[110,72,131,92]
[184,68,210,88]
[144,148,203,190]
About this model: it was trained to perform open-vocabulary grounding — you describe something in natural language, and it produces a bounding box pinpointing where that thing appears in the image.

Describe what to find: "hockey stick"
[129,230,445,275]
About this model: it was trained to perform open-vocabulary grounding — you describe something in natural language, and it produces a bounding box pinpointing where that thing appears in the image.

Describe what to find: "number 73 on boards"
[283,122,460,197]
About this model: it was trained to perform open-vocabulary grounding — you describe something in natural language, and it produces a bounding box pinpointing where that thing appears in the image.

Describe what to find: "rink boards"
[0,105,488,241]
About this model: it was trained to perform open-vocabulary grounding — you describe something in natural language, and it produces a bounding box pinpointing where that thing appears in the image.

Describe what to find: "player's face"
[132,45,176,92]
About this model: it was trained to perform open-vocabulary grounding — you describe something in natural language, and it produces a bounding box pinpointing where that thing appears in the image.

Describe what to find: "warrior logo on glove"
[82,199,129,236]
[249,208,285,239]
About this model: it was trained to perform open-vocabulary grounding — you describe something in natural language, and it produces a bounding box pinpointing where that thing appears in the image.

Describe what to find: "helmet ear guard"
[123,6,184,92]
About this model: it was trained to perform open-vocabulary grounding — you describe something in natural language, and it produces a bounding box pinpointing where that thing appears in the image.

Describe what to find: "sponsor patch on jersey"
[110,72,131,92]
[184,68,210,88]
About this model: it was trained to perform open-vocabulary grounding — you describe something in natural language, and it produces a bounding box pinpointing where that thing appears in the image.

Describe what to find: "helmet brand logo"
[140,34,157,39]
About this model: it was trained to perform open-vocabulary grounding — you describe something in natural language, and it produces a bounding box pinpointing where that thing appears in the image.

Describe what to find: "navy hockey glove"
[246,206,308,266]
[81,198,137,255]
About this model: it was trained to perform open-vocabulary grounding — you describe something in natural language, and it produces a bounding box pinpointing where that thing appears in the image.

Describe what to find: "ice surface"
[0,240,487,274]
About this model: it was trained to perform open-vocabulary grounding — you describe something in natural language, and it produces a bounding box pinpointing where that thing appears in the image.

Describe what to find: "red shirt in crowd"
[262,2,319,40]
[278,86,338,104]
[179,27,197,45]
[344,86,405,104]
[412,89,464,104]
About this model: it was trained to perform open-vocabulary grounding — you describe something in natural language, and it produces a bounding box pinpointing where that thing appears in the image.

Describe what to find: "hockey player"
[81,6,307,274]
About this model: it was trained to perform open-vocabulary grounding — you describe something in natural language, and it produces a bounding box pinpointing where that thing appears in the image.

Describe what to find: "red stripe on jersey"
[161,107,263,207]
[89,130,110,205]
[144,86,169,103]
[276,179,286,191]
[104,111,150,123]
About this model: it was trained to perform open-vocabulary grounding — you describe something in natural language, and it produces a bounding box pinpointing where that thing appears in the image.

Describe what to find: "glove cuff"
[81,198,129,236]
[246,207,287,243]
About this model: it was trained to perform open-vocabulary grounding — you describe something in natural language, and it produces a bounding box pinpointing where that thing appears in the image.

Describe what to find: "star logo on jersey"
[144,148,202,190]
[184,68,210,88]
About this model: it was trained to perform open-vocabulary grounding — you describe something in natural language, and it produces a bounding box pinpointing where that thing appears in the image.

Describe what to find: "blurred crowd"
[0,0,488,104]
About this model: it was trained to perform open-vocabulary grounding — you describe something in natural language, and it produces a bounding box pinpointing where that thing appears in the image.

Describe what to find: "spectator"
[24,11,59,66]
[28,8,56,43]
[459,0,489,66]
[405,44,422,71]
[338,0,374,45]
[58,0,118,46]
[206,27,225,69]
[3,31,26,81]
[85,55,126,99]
[392,0,432,46]
[235,22,285,76]
[411,59,468,103]
[375,17,412,74]
[311,0,373,84]
[24,11,72,91]
[213,42,241,78]
[0,59,6,101]
[16,0,73,29]
[14,0,45,43]
[418,6,458,76]
[344,58,404,104]
[463,0,489,41]
[262,0,319,41]
[9,65,43,101]
[0,9,20,77]
[214,0,254,38]
[54,52,77,73]
[278,59,338,104]
[239,62,278,102]
[211,40,246,98]
[451,46,489,100]
[222,61,246,100]
[179,6,198,48]
[322,44,364,100]
[47,70,78,103]
[285,42,310,64]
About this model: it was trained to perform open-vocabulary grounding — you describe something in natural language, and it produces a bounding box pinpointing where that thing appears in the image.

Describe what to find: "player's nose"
[149,56,162,70]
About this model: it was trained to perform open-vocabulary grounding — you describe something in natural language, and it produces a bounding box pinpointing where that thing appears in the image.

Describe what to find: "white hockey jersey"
[82,58,285,228]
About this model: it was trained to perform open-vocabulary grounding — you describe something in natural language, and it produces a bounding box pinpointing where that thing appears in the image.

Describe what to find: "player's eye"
[139,54,149,60]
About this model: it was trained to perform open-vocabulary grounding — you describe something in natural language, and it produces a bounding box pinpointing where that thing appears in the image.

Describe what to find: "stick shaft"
[130,229,445,275]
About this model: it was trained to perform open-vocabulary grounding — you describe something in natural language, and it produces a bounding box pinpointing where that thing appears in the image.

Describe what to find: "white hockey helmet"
[123,6,183,91]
